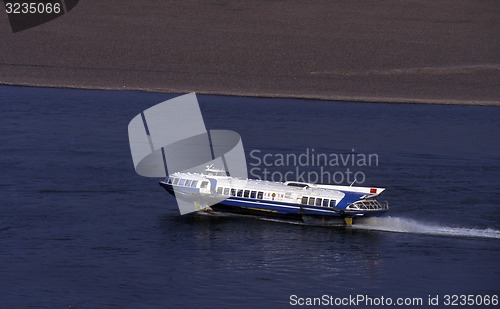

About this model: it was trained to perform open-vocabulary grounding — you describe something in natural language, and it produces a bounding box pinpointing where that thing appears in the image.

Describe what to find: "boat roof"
[169,171,353,199]
[169,167,384,199]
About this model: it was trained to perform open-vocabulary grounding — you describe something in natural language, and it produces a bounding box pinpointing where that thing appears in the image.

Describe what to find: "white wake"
[354,216,500,239]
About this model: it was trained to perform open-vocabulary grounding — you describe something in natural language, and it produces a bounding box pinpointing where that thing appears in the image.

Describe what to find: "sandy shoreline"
[1,0,499,105]
[3,80,499,107]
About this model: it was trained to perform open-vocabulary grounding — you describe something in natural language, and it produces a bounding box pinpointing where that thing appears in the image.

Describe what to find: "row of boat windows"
[168,177,336,208]
[167,177,209,189]
[301,196,336,208]
[216,187,264,199]
[217,187,336,208]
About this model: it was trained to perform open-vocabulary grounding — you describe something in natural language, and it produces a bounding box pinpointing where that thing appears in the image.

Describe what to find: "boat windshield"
[286,182,310,188]
[203,169,228,176]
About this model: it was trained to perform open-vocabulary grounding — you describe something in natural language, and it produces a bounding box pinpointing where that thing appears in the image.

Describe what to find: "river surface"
[1,86,499,308]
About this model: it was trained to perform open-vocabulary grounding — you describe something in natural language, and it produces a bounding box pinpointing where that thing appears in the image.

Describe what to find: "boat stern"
[344,199,389,216]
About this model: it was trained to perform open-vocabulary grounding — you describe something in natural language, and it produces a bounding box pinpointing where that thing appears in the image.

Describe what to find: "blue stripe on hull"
[220,197,342,217]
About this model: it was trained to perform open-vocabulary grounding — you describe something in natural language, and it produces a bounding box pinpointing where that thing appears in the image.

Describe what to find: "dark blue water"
[1,85,499,308]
